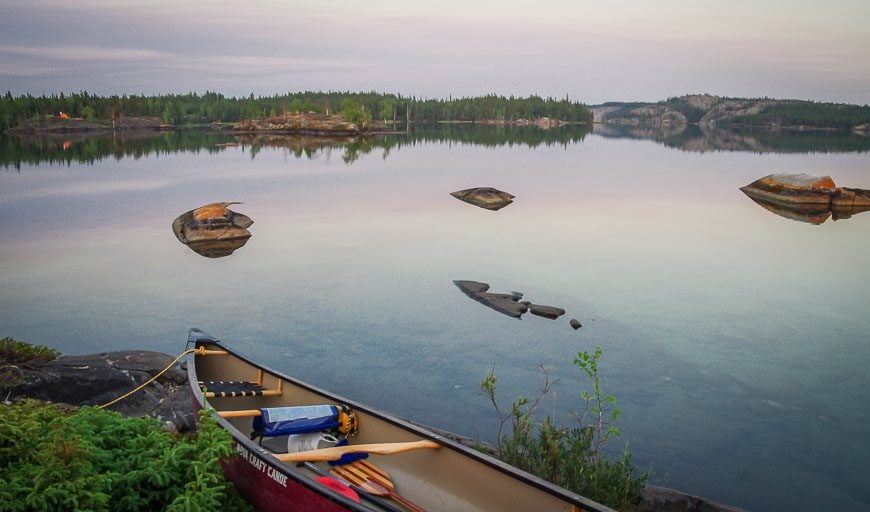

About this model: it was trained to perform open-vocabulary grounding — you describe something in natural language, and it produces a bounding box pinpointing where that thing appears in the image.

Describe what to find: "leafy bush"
[0,401,251,512]
[481,347,649,511]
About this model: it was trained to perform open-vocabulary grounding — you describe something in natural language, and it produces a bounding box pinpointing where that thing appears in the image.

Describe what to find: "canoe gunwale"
[188,339,614,512]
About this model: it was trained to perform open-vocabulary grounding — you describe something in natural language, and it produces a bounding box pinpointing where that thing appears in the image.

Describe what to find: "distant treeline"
[0,91,593,131]
[724,100,870,130]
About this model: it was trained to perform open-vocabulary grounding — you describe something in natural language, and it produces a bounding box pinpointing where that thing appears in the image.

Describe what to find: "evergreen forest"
[0,91,594,131]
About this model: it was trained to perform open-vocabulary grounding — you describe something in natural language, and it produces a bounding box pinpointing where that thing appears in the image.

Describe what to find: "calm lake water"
[1,126,868,511]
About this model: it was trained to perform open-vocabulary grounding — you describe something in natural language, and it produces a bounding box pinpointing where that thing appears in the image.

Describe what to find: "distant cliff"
[590,95,870,132]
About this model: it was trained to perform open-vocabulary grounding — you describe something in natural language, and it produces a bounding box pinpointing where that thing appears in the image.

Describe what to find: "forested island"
[591,94,870,132]
[4,91,869,135]
[0,91,593,132]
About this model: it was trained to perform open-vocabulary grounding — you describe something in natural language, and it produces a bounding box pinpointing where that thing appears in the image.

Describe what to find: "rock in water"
[740,173,870,224]
[172,202,253,258]
[528,304,566,320]
[453,280,529,318]
[570,318,582,330]
[740,173,837,205]
[450,187,515,211]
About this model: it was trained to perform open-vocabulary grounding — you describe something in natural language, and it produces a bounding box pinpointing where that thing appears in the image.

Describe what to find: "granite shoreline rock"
[6,350,196,432]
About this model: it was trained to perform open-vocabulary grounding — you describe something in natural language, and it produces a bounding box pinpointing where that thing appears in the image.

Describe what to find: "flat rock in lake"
[450,187,515,211]
[740,173,870,224]
[570,318,582,330]
[172,202,253,258]
[528,304,566,319]
[454,280,529,318]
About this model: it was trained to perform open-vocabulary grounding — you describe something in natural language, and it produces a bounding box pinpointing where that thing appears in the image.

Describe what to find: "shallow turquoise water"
[1,129,868,511]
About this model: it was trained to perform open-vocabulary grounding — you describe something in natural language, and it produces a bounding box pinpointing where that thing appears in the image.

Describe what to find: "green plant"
[574,347,621,461]
[0,337,61,394]
[480,348,649,511]
[0,401,251,511]
[0,337,60,365]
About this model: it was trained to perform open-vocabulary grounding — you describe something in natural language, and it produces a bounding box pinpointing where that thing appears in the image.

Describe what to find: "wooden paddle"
[331,460,425,512]
[275,439,440,462]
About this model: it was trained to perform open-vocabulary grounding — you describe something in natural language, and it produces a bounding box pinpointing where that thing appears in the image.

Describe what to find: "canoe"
[186,329,613,512]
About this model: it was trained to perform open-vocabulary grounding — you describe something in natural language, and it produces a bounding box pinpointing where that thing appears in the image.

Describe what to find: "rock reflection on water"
[593,123,870,153]
[743,196,870,225]
[171,202,253,258]
[450,187,515,211]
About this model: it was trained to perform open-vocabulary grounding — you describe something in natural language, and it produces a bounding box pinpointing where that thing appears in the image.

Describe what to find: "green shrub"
[0,337,60,365]
[0,401,251,512]
[0,337,61,393]
[481,348,649,511]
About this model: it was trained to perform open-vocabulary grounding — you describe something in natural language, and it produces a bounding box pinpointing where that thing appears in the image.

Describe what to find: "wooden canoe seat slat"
[200,380,282,398]
[217,409,263,418]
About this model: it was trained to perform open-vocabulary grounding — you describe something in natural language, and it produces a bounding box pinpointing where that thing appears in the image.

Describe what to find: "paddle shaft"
[276,439,440,462]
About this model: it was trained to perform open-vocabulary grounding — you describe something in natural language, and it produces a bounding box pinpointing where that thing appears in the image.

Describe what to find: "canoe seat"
[199,380,282,398]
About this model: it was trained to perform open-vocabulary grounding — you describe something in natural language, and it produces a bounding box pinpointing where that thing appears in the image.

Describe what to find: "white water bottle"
[287,432,339,453]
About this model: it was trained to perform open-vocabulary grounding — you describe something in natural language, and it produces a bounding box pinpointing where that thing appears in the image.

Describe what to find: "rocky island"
[233,112,361,136]
[5,114,173,133]
[591,94,870,133]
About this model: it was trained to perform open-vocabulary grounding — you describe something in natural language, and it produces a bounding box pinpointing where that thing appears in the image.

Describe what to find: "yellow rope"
[98,347,203,409]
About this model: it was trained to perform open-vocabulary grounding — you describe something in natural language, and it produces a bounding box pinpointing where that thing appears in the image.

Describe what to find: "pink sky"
[1,0,868,104]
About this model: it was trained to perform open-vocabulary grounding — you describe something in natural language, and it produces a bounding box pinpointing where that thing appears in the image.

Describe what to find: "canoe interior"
[191,340,612,512]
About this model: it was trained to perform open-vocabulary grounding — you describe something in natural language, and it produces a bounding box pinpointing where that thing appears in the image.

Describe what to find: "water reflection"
[5,122,868,169]
[593,123,870,153]
[1,124,593,169]
[171,203,253,258]
[0,130,234,169]
[742,196,870,225]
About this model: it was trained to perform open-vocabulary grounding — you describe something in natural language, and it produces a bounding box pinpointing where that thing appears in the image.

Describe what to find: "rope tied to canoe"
[98,346,210,409]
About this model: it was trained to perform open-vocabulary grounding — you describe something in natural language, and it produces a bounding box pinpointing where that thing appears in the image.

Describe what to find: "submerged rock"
[528,304,566,320]
[172,202,253,258]
[450,187,515,211]
[454,280,529,318]
[740,173,870,224]
[454,280,575,322]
